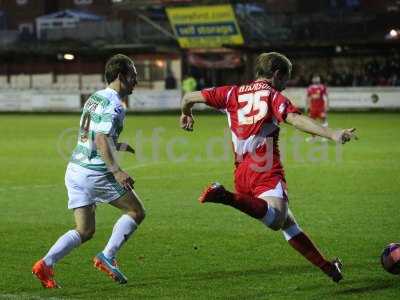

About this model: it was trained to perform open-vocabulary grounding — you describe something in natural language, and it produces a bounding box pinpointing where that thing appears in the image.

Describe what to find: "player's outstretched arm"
[286,113,357,144]
[96,133,134,189]
[180,91,206,132]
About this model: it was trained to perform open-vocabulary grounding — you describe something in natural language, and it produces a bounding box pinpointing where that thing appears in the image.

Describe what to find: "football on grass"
[381,243,400,274]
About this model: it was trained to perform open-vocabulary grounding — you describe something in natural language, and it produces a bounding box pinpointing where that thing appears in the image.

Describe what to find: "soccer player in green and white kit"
[32,54,145,288]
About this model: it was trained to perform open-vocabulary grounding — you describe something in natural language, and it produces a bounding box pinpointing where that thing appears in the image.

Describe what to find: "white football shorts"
[65,163,127,209]
[257,181,287,199]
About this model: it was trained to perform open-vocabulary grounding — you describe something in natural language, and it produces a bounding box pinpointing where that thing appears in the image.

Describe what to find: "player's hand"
[180,113,194,131]
[332,128,358,144]
[113,170,135,190]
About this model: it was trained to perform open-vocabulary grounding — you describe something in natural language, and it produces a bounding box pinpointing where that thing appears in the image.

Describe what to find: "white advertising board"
[0,88,398,112]
[128,89,181,111]
[283,87,400,110]
[0,91,80,111]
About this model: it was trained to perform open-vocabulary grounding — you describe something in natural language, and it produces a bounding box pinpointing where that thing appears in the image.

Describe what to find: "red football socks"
[221,189,332,273]
[288,232,332,273]
[224,191,268,219]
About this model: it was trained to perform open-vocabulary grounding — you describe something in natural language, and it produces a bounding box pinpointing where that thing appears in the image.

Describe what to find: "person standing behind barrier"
[165,69,177,90]
[182,74,197,94]
[306,75,329,142]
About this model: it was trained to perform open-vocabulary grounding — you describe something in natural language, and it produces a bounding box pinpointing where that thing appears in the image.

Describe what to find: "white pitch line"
[124,159,232,171]
[0,184,57,192]
[0,170,232,192]
[125,160,173,171]
[138,170,232,181]
[0,294,70,300]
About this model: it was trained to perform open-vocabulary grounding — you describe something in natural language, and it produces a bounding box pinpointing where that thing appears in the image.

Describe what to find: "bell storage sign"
[166,5,244,48]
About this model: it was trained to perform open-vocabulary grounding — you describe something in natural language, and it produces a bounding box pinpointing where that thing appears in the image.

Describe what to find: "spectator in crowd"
[182,74,197,93]
[388,74,400,86]
[197,77,206,90]
[289,53,400,87]
[165,69,177,90]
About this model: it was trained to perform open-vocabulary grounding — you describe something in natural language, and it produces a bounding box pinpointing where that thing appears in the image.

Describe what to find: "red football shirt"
[201,80,300,166]
[307,84,327,111]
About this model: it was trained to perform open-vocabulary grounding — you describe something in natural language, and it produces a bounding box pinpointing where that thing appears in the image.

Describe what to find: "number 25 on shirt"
[237,90,270,125]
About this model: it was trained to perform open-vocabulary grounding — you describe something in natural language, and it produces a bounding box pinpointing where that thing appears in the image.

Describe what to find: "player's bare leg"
[93,189,145,284]
[257,194,289,230]
[32,205,95,288]
[74,205,96,242]
[281,210,343,283]
[110,189,146,224]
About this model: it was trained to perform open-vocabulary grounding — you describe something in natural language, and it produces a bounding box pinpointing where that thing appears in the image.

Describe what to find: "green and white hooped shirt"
[70,87,125,172]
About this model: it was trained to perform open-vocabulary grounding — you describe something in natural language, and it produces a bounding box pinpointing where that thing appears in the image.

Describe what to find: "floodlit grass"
[0,112,399,299]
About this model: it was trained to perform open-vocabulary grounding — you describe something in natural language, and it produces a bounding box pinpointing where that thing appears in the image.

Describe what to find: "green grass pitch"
[0,112,399,299]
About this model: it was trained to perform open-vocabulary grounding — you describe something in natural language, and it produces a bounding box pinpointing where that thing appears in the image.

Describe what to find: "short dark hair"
[254,52,292,79]
[104,54,135,84]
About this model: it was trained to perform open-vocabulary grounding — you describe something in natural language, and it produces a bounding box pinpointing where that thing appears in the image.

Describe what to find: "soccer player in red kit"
[306,75,329,141]
[180,52,357,283]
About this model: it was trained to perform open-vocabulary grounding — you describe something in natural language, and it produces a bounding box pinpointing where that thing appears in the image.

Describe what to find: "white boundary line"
[0,294,70,300]
[0,170,232,192]
[0,184,57,192]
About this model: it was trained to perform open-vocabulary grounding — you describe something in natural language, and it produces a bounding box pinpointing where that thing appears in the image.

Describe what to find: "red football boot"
[198,183,230,204]
[32,259,60,288]
[326,258,343,283]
